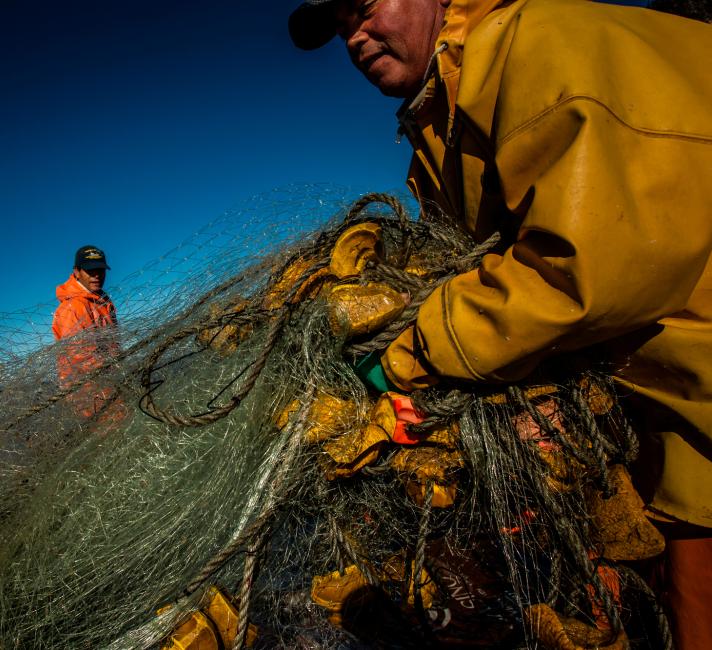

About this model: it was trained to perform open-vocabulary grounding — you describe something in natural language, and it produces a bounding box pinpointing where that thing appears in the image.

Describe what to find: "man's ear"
[73,268,80,278]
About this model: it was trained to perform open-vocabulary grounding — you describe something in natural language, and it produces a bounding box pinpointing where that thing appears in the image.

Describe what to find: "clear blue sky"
[1,0,652,318]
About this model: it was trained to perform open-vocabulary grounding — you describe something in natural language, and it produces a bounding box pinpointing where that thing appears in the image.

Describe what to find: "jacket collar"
[56,274,108,303]
[398,0,505,140]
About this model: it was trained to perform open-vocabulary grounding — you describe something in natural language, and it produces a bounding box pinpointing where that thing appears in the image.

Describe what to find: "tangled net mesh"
[0,187,670,649]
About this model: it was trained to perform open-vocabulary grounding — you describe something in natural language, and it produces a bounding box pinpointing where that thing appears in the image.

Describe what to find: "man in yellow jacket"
[290,0,712,646]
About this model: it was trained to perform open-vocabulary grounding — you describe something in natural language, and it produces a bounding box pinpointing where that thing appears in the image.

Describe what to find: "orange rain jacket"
[381,0,712,526]
[53,274,117,341]
[52,274,118,383]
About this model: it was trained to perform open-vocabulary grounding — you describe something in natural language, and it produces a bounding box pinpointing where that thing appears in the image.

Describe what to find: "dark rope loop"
[345,192,411,228]
[507,385,599,472]
[140,309,288,427]
[617,564,674,650]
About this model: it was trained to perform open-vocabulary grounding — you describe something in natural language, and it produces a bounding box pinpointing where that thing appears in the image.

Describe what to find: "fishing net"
[0,187,670,650]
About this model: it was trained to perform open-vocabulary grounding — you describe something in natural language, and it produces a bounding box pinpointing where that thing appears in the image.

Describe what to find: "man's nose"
[346,27,368,58]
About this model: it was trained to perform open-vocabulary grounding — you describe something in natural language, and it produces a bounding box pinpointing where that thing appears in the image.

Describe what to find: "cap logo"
[85,250,102,259]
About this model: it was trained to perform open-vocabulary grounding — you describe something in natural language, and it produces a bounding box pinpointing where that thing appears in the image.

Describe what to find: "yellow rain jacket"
[381,0,712,526]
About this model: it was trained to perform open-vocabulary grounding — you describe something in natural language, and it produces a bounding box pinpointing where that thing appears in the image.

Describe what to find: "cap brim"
[289,1,339,51]
[80,260,110,271]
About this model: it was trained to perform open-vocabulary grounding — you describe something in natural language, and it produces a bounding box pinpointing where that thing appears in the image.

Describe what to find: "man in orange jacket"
[53,245,119,419]
[52,245,116,342]
[289,0,712,647]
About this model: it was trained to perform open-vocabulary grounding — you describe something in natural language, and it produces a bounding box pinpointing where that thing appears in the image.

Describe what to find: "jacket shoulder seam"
[498,94,712,146]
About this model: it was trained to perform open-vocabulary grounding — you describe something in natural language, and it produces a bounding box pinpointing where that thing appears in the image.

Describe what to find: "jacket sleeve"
[52,300,87,340]
[383,97,712,390]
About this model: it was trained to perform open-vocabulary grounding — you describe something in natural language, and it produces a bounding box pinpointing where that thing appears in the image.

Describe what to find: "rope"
[345,192,410,228]
[184,389,313,596]
[622,418,639,463]
[507,385,599,473]
[344,227,500,358]
[233,526,269,650]
[414,482,433,612]
[410,388,473,432]
[140,309,288,427]
[587,559,623,640]
[329,515,347,575]
[139,259,330,427]
[344,280,446,357]
[332,519,381,588]
[570,385,614,497]
[413,481,435,644]
[439,231,501,274]
[231,390,313,650]
[364,263,427,292]
[617,564,674,650]
[182,506,277,597]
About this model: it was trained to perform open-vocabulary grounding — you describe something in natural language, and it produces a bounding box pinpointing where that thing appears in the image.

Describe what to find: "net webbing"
[0,188,669,650]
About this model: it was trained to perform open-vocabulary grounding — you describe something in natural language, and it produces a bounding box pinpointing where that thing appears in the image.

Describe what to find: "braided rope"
[412,481,435,646]
[364,263,427,292]
[345,192,411,227]
[231,391,314,649]
[414,482,433,612]
[338,525,381,588]
[507,385,599,473]
[139,260,330,427]
[344,280,447,357]
[617,409,640,464]
[587,558,623,639]
[184,389,313,596]
[328,515,347,575]
[570,385,614,497]
[410,389,473,432]
[344,227,500,358]
[617,564,674,650]
[440,231,502,274]
[140,309,288,427]
[233,526,269,650]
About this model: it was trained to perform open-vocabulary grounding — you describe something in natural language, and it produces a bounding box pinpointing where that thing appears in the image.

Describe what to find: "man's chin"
[379,85,413,98]
[365,66,420,99]
[367,72,415,99]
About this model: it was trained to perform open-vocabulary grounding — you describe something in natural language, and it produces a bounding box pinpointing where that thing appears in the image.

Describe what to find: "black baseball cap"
[289,0,340,50]
[75,245,110,271]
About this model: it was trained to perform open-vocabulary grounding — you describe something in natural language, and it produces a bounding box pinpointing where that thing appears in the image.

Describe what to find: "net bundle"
[0,188,670,649]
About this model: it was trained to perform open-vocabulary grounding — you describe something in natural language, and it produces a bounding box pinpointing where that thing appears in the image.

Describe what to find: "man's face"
[335,0,449,98]
[75,267,106,293]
